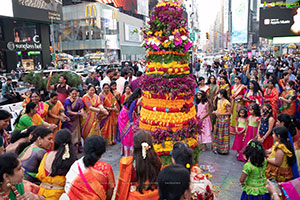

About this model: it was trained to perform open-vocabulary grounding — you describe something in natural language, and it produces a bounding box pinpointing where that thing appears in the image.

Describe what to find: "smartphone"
[268,178,282,196]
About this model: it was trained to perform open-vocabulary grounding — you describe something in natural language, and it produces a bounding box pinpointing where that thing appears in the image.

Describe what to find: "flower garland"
[143,91,189,100]
[145,66,190,75]
[142,95,193,109]
[140,74,197,100]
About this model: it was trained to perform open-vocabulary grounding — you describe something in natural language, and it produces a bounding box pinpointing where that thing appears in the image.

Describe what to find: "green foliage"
[159,146,200,166]
[24,71,82,91]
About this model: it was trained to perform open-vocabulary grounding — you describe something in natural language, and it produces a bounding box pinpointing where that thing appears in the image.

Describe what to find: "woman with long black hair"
[118,88,142,156]
[266,126,296,182]
[243,80,263,108]
[36,129,77,199]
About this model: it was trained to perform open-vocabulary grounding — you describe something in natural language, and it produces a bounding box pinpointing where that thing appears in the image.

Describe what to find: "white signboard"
[124,24,142,43]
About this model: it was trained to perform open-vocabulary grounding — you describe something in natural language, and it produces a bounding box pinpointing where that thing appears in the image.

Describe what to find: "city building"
[0,0,62,72]
[55,0,146,62]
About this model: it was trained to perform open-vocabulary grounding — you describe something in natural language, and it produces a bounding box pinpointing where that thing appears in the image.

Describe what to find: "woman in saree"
[279,80,297,115]
[17,127,53,183]
[45,92,70,138]
[99,83,120,145]
[30,91,49,119]
[62,88,85,148]
[0,110,12,154]
[120,85,132,105]
[110,81,121,102]
[230,76,246,134]
[263,80,279,120]
[118,88,142,156]
[60,135,115,200]
[81,85,108,140]
[36,129,77,200]
[15,102,57,131]
[0,153,45,200]
[115,130,161,200]
[243,80,263,108]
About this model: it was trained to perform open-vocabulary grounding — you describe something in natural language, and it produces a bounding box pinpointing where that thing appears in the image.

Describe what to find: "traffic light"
[206,32,209,39]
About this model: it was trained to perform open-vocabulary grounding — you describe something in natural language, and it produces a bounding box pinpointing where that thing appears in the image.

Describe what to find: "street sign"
[190,32,196,42]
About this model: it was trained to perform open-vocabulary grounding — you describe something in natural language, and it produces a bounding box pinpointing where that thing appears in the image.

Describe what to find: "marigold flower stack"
[140,0,201,164]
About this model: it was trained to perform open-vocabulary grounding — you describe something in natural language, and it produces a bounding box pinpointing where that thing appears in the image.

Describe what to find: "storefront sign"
[7,41,42,51]
[124,24,141,43]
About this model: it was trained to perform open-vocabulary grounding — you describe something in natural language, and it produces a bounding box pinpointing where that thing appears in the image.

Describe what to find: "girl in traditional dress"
[212,89,231,155]
[243,80,263,108]
[257,104,275,150]
[263,80,279,120]
[207,75,218,128]
[240,140,270,200]
[237,104,261,162]
[37,129,77,200]
[232,107,248,157]
[99,83,120,145]
[266,126,296,182]
[230,76,246,134]
[115,130,161,200]
[118,88,142,156]
[196,90,212,151]
[62,88,85,150]
[60,135,115,200]
[81,85,108,140]
[197,77,209,95]
[279,80,297,115]
[120,85,132,106]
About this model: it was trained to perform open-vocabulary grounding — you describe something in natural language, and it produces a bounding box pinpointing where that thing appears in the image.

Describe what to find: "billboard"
[0,0,14,17]
[259,7,300,37]
[232,0,248,44]
[98,0,137,13]
[12,0,62,23]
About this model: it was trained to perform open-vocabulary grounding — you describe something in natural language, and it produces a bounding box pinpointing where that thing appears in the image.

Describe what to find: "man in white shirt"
[100,69,114,89]
[116,70,129,94]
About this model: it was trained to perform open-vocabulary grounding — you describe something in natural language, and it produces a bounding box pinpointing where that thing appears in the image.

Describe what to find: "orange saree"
[264,88,279,119]
[115,156,159,200]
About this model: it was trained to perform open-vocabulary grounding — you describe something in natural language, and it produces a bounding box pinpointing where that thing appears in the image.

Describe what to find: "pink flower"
[152,44,160,51]
[183,41,193,52]
[174,38,183,46]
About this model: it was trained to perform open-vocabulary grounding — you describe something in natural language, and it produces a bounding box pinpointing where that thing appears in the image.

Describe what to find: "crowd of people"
[0,54,300,199]
[194,54,300,199]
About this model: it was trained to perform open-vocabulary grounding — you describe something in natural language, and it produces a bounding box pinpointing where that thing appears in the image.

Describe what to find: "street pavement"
[101,135,244,200]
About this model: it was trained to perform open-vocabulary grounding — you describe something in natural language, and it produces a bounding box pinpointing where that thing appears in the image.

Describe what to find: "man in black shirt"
[85,72,100,87]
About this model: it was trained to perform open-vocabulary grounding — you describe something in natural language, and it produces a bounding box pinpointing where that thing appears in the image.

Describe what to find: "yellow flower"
[154,30,163,37]
[172,29,179,34]
[147,31,153,35]
[180,28,186,33]
[162,40,171,48]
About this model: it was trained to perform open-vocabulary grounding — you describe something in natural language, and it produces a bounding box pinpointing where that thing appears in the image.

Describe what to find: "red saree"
[263,88,279,119]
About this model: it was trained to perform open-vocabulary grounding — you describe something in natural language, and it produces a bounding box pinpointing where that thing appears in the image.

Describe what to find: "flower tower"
[140,0,201,164]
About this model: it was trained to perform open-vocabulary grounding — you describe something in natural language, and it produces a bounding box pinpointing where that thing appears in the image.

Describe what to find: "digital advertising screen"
[232,0,248,44]
[12,0,63,23]
[259,7,300,38]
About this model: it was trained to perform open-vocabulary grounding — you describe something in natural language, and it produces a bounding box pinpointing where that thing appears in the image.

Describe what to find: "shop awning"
[273,36,300,45]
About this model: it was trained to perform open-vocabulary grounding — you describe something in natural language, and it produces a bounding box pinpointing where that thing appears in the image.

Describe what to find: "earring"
[38,142,42,147]
[6,182,12,188]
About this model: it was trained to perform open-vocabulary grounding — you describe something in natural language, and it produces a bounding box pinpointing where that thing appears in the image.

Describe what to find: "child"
[237,103,261,162]
[232,107,248,156]
[172,142,215,200]
[266,126,296,182]
[240,140,270,200]
[196,90,212,151]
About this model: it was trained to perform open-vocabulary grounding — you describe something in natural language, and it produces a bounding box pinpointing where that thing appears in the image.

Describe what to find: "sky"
[197,0,221,32]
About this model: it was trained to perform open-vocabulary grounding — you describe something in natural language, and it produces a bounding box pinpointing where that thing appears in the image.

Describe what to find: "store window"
[13,21,39,43]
